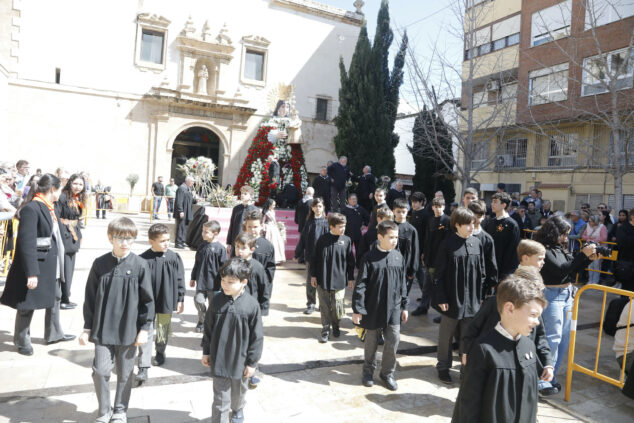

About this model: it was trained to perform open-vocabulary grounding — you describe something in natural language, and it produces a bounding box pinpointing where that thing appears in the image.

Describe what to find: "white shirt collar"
[495,322,521,341]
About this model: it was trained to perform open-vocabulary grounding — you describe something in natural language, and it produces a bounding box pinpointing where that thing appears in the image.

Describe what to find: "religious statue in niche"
[266,85,302,145]
[197,65,209,95]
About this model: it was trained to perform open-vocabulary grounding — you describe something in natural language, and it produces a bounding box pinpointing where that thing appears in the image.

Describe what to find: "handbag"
[36,236,52,251]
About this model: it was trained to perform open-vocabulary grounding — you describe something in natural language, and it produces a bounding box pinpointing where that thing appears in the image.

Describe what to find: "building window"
[499,138,527,168]
[582,47,634,96]
[244,50,264,81]
[501,82,518,100]
[531,0,571,47]
[608,129,634,166]
[240,35,270,87]
[472,89,488,108]
[608,194,634,209]
[134,13,170,72]
[315,98,329,121]
[141,29,165,64]
[471,140,491,170]
[548,133,577,167]
[529,63,569,106]
[585,0,634,29]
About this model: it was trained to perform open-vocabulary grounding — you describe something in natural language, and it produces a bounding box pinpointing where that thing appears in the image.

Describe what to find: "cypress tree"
[409,107,456,203]
[334,0,407,179]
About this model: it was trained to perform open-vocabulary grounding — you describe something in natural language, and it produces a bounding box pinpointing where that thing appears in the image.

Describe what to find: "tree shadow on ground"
[365,392,455,418]
[263,325,323,340]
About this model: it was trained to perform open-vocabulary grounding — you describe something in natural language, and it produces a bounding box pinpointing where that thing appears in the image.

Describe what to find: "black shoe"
[377,332,384,346]
[231,409,244,423]
[195,322,204,333]
[319,330,329,343]
[539,386,559,396]
[332,325,341,338]
[47,334,76,345]
[17,346,33,356]
[362,373,374,387]
[153,352,165,366]
[60,303,76,310]
[135,368,148,386]
[412,305,428,316]
[433,316,442,324]
[304,304,315,315]
[380,374,398,391]
[552,382,561,391]
[438,369,452,384]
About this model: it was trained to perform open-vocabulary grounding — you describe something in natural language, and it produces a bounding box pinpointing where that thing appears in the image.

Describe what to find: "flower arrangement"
[379,175,392,190]
[177,156,217,199]
[207,186,238,208]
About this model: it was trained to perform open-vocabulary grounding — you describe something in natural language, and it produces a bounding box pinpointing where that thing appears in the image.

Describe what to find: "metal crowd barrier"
[0,219,18,277]
[565,284,633,401]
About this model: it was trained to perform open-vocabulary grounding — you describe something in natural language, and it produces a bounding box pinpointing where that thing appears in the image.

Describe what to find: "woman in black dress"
[56,173,87,309]
[0,174,75,355]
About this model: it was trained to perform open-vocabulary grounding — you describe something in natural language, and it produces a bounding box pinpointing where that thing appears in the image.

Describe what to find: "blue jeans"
[539,285,574,389]
[153,196,163,218]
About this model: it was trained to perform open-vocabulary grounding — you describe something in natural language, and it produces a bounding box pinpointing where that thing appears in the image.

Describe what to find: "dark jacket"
[328,162,350,190]
[140,249,185,314]
[343,205,370,242]
[253,237,276,286]
[294,197,313,234]
[1,201,59,310]
[540,245,589,286]
[485,216,521,279]
[473,229,498,295]
[294,217,328,263]
[174,183,195,223]
[311,175,331,204]
[385,188,406,209]
[55,192,82,254]
[462,295,552,371]
[246,259,269,311]
[356,173,375,200]
[452,330,539,423]
[311,232,355,290]
[83,253,155,345]
[227,204,258,247]
[433,232,486,319]
[191,241,227,291]
[396,220,419,278]
[616,221,634,262]
[202,291,263,379]
[352,246,408,330]
[423,214,450,268]
[409,208,429,253]
[368,201,388,231]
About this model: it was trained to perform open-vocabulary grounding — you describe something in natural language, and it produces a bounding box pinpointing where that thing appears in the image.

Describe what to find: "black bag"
[604,297,631,336]
[614,260,634,284]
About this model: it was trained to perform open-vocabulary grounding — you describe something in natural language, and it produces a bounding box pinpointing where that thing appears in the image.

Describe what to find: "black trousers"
[60,252,76,303]
[175,216,187,246]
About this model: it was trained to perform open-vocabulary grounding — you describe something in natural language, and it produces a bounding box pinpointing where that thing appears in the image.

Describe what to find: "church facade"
[0,0,363,193]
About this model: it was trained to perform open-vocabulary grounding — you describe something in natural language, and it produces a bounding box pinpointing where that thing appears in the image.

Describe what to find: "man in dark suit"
[328,156,352,212]
[312,166,331,213]
[386,180,407,209]
[174,176,196,248]
[356,165,375,213]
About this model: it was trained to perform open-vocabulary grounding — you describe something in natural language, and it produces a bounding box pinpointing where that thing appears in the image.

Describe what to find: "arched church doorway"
[171,127,222,185]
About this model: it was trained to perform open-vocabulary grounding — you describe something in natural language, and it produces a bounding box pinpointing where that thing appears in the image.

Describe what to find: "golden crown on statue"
[268,83,295,112]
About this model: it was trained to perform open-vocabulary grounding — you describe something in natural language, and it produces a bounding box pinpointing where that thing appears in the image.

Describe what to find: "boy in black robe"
[452,274,546,423]
[242,210,275,312]
[368,187,387,230]
[294,197,329,314]
[417,197,450,317]
[294,187,314,237]
[342,193,370,259]
[434,207,485,384]
[352,220,408,391]
[311,166,331,213]
[468,200,498,297]
[409,192,430,315]
[356,206,394,269]
[392,198,419,294]
[485,192,521,280]
[202,258,263,423]
[191,220,227,333]
[136,223,185,385]
[311,213,355,343]
[227,186,258,256]
[80,217,154,423]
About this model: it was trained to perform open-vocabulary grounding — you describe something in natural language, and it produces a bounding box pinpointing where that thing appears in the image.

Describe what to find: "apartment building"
[460,0,634,211]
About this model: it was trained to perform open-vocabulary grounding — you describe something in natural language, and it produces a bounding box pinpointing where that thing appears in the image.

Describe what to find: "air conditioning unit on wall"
[496,154,513,167]
[486,80,500,91]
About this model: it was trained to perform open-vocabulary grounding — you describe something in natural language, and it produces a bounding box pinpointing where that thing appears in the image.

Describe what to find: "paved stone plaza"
[0,213,632,422]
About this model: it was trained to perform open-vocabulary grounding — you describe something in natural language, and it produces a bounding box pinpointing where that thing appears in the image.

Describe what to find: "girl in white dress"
[262,199,286,264]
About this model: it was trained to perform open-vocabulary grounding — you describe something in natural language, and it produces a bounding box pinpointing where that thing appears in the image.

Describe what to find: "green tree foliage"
[334,0,407,179]
[409,107,456,203]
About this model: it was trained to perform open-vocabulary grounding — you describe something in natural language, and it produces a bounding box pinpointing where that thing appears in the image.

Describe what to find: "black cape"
[294,217,329,262]
[311,175,331,205]
[368,201,387,232]
[294,197,313,234]
[310,232,355,290]
[396,220,419,278]
[227,204,258,247]
[246,259,270,311]
[473,229,498,296]
[191,241,227,291]
[140,249,185,314]
[174,183,196,223]
[356,225,377,269]
[423,214,450,268]
[83,253,155,345]
[356,173,376,203]
[343,205,370,242]
[485,216,521,279]
[352,246,408,330]
[433,232,485,319]
[202,291,263,379]
[409,207,429,253]
[385,188,406,209]
[253,237,276,285]
[452,329,539,423]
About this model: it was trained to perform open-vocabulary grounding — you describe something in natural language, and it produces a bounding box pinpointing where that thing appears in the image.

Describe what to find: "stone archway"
[170,126,223,185]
